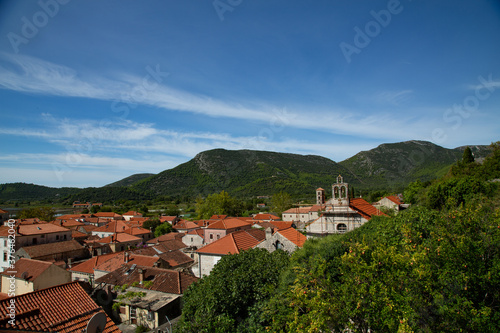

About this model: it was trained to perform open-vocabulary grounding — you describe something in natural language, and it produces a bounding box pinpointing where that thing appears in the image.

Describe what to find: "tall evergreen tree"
[462,146,475,164]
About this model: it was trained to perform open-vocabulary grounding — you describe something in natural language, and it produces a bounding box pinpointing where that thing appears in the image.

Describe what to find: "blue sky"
[1,0,499,188]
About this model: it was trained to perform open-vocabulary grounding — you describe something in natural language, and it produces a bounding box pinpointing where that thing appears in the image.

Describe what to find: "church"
[282,175,385,237]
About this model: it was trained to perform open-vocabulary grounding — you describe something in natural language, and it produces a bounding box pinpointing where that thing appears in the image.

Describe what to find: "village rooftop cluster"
[0,176,405,331]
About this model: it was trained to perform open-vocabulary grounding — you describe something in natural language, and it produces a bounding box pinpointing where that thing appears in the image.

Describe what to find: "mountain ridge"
[0,140,494,202]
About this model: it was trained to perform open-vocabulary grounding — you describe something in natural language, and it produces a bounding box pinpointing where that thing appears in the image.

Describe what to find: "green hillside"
[104,173,155,187]
[132,149,352,199]
[339,140,492,190]
[0,183,80,202]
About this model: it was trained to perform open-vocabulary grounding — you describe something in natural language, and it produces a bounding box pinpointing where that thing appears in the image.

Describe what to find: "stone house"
[0,258,71,296]
[256,227,307,254]
[14,239,89,266]
[203,218,253,244]
[196,229,265,277]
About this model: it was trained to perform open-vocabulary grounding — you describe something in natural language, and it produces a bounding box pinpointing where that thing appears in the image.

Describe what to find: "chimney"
[67,258,72,268]
[265,227,272,240]
[124,252,129,263]
[138,268,144,284]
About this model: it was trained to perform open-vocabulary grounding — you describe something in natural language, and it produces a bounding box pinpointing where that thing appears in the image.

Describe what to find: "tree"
[270,191,292,218]
[462,146,475,164]
[176,248,290,333]
[153,222,172,237]
[195,191,243,219]
[142,218,161,234]
[18,206,55,221]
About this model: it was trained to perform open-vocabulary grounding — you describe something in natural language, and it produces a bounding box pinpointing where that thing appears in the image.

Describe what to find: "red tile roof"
[253,213,280,220]
[123,211,142,216]
[96,264,198,294]
[210,215,227,219]
[349,198,386,220]
[95,253,160,273]
[205,218,251,230]
[123,226,151,236]
[131,247,193,268]
[92,221,129,233]
[0,259,53,281]
[277,227,307,247]
[186,229,204,238]
[0,281,120,332]
[19,240,85,259]
[94,212,122,218]
[0,223,69,237]
[147,232,186,244]
[172,220,200,231]
[197,229,265,255]
[50,219,85,228]
[69,252,123,274]
[268,221,294,230]
[386,195,403,205]
[98,233,142,244]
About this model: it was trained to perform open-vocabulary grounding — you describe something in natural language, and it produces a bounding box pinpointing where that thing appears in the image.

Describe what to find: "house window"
[210,234,213,239]
[147,310,154,321]
[337,224,347,233]
[274,240,283,250]
[216,235,220,240]
[3,252,7,261]
[64,234,67,240]
[191,237,193,242]
[32,238,37,245]
[56,235,59,240]
[41,234,45,238]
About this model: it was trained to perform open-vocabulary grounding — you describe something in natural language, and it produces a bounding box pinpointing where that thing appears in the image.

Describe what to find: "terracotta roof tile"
[277,227,307,247]
[386,195,403,205]
[252,213,280,220]
[197,229,265,255]
[123,211,142,216]
[172,221,200,231]
[0,223,69,236]
[96,265,198,294]
[98,233,142,244]
[0,282,120,332]
[19,240,85,259]
[92,221,129,233]
[94,253,159,273]
[69,252,123,274]
[205,218,251,230]
[349,198,387,220]
[94,212,122,218]
[0,258,53,281]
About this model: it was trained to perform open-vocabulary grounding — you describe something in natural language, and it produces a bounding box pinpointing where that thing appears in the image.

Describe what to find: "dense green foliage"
[195,190,244,219]
[270,191,293,217]
[0,182,80,202]
[153,222,173,237]
[339,141,491,191]
[104,173,155,187]
[176,143,500,332]
[176,249,290,332]
[18,206,56,221]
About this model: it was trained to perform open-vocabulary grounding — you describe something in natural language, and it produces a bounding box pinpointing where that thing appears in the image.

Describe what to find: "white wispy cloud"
[0,53,431,141]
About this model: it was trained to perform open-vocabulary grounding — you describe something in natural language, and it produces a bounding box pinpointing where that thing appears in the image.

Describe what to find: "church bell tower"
[332,175,349,206]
